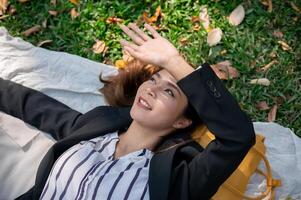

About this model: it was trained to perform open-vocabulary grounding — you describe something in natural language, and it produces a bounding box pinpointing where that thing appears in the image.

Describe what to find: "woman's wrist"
[162,55,195,81]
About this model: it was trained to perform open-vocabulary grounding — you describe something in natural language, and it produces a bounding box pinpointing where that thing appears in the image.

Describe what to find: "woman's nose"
[146,87,156,98]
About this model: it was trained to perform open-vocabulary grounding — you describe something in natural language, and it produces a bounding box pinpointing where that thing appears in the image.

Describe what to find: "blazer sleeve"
[176,63,256,200]
[0,77,103,140]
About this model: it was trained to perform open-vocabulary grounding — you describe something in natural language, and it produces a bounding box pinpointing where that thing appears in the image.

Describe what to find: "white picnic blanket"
[0,27,300,200]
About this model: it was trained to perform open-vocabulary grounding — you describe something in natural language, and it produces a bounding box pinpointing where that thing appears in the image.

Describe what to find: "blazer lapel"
[148,142,179,200]
[33,106,133,199]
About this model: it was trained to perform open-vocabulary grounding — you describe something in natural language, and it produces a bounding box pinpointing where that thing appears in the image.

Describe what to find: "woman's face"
[130,69,191,133]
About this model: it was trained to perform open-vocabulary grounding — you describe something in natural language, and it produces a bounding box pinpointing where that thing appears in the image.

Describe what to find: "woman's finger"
[124,46,143,60]
[144,23,161,38]
[120,39,140,51]
[118,24,145,45]
[128,23,152,41]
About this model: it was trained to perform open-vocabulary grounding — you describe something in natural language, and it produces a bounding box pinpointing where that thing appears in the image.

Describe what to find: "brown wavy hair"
[98,59,201,152]
[99,59,161,107]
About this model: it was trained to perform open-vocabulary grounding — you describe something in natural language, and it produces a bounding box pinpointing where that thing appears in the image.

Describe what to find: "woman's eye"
[165,89,174,97]
[150,77,156,83]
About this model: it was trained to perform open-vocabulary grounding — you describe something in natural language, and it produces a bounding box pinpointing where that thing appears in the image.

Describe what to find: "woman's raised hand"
[118,23,181,68]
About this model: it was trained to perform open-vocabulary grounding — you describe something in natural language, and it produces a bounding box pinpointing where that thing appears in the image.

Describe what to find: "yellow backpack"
[191,125,282,200]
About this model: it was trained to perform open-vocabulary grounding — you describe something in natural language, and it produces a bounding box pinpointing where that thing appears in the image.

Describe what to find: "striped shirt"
[40,131,154,200]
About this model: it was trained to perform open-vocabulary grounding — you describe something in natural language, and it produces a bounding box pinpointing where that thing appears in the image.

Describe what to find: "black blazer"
[0,63,256,200]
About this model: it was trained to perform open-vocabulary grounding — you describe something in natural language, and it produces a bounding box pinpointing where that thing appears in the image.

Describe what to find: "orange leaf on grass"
[70,8,79,19]
[260,60,277,72]
[22,25,41,37]
[69,0,79,5]
[179,37,189,46]
[210,60,239,80]
[278,40,291,51]
[106,16,124,24]
[268,104,277,122]
[143,6,162,24]
[115,60,127,69]
[191,16,200,23]
[191,16,201,31]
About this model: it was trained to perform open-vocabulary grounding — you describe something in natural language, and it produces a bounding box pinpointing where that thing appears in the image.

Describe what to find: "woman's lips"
[137,97,152,110]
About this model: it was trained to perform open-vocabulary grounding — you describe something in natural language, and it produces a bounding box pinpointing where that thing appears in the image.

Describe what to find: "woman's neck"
[114,120,173,158]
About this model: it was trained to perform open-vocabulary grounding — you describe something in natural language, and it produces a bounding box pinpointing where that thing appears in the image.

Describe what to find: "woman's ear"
[172,117,192,129]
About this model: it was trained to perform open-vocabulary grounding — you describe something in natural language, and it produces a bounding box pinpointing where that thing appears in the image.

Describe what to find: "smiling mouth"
[137,97,152,110]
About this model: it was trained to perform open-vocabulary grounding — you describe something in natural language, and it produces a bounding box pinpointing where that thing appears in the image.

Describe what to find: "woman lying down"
[0,22,255,200]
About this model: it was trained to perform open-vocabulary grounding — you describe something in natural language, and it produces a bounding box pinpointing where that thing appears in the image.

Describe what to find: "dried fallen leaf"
[192,24,201,31]
[70,8,79,19]
[250,78,270,86]
[255,101,270,111]
[269,51,277,58]
[220,49,227,55]
[267,0,273,12]
[290,2,301,14]
[106,16,123,24]
[268,104,277,122]
[229,4,245,26]
[37,40,52,47]
[42,19,47,28]
[260,60,277,72]
[48,10,58,16]
[143,6,162,24]
[260,0,272,12]
[278,40,291,51]
[292,16,299,22]
[0,0,8,15]
[8,5,16,15]
[199,6,211,32]
[18,0,30,3]
[250,60,257,68]
[274,96,285,105]
[191,16,200,23]
[92,40,107,54]
[273,30,284,38]
[69,0,79,5]
[115,60,127,69]
[179,37,189,46]
[207,28,222,46]
[22,25,41,37]
[50,0,56,6]
[210,60,240,80]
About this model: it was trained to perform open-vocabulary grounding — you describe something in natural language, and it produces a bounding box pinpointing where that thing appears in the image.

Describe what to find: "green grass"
[1,0,300,136]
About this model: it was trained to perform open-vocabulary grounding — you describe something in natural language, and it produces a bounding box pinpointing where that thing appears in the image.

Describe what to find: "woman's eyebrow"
[154,73,182,97]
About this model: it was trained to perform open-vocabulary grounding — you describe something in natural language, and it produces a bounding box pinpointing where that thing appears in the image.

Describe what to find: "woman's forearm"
[162,55,195,81]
